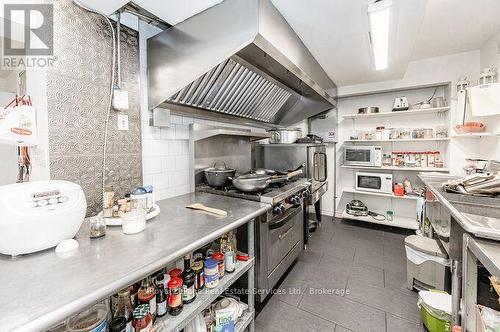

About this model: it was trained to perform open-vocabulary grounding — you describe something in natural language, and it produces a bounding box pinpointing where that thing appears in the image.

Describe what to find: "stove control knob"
[290,195,301,207]
[301,189,310,198]
[273,204,284,215]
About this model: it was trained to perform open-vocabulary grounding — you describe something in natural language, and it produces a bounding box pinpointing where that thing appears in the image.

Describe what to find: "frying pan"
[230,169,303,192]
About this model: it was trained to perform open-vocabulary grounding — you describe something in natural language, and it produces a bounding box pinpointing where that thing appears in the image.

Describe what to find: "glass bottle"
[156,281,167,318]
[137,277,156,321]
[113,288,133,332]
[181,254,196,304]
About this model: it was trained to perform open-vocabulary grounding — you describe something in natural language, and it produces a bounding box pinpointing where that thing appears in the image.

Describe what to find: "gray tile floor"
[255,217,426,332]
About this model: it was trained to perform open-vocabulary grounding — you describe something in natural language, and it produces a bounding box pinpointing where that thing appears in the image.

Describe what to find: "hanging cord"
[73,0,116,210]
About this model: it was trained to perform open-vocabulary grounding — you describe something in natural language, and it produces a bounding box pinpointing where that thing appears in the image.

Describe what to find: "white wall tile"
[161,156,176,171]
[175,124,190,139]
[151,139,169,156]
[142,121,160,140]
[182,116,194,125]
[142,140,153,156]
[175,155,189,170]
[171,115,183,125]
[160,127,175,140]
[143,156,162,175]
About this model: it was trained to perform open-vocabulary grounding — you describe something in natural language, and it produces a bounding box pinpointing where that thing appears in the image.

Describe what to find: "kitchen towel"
[469,83,500,117]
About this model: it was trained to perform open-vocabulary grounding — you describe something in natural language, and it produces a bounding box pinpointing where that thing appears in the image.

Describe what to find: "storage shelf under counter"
[462,234,500,332]
[0,192,269,332]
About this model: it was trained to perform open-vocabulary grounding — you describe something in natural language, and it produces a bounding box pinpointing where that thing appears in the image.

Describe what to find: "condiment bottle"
[225,250,236,273]
[137,277,156,321]
[212,252,225,279]
[181,254,196,304]
[155,280,167,318]
[204,258,219,289]
[192,261,205,291]
[168,268,182,279]
[132,304,153,332]
[113,288,133,332]
[167,277,184,316]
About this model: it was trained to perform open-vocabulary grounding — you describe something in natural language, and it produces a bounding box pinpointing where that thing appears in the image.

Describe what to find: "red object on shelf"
[393,184,405,197]
[236,252,249,261]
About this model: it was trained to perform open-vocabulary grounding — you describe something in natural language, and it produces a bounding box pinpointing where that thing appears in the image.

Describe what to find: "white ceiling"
[270,0,500,86]
[77,0,500,87]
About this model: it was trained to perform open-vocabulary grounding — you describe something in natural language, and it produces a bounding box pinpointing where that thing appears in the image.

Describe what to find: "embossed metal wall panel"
[48,0,142,216]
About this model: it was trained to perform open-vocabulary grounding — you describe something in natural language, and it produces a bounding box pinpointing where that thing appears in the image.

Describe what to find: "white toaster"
[0,180,87,256]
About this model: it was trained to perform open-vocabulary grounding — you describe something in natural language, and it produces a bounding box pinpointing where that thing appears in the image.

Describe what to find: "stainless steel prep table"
[462,234,500,331]
[418,174,500,326]
[0,192,270,332]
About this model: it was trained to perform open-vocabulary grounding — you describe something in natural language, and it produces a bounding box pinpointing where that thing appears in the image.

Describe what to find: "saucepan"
[204,162,236,187]
[230,169,303,192]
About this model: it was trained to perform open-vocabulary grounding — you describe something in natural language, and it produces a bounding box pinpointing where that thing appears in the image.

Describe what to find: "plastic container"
[204,258,219,288]
[122,210,146,235]
[405,235,449,291]
[66,303,109,332]
[418,290,452,332]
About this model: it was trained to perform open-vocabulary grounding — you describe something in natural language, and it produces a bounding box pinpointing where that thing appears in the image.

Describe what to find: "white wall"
[320,51,483,217]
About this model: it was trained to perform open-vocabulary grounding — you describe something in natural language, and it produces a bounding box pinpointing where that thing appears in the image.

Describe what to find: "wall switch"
[117,113,129,131]
[112,88,129,111]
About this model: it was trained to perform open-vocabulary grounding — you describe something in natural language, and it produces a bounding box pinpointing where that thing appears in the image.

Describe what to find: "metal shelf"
[342,187,420,201]
[235,309,255,331]
[341,210,419,230]
[341,165,450,172]
[342,107,450,119]
[451,132,500,139]
[344,138,450,143]
[159,257,254,332]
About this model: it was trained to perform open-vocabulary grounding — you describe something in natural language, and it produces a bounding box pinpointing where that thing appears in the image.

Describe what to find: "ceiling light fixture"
[368,0,392,70]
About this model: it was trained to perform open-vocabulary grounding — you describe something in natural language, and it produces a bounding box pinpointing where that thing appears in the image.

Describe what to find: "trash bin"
[418,290,452,332]
[405,235,449,291]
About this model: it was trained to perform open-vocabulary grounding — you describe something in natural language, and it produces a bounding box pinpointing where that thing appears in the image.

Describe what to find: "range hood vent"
[168,58,294,123]
[148,0,337,126]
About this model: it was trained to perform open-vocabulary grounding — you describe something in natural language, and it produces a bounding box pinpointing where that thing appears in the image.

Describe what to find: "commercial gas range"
[196,178,310,302]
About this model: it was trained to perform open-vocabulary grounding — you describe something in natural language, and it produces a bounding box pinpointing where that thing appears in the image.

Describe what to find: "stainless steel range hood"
[147,0,337,127]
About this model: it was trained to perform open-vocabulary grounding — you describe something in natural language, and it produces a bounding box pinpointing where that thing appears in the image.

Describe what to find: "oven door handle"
[268,205,302,230]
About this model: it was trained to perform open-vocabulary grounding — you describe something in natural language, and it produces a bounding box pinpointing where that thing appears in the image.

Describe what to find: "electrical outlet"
[112,88,129,111]
[117,114,129,131]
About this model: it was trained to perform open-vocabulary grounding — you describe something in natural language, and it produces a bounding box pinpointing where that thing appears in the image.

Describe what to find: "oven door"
[267,205,303,275]
[344,147,375,166]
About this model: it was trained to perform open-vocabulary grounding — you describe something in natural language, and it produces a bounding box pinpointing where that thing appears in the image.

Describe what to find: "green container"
[418,290,452,332]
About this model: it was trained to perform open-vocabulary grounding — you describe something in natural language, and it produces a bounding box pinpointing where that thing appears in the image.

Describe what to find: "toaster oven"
[344,146,382,167]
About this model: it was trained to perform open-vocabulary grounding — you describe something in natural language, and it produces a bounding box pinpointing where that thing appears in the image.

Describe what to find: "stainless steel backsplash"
[48,0,142,216]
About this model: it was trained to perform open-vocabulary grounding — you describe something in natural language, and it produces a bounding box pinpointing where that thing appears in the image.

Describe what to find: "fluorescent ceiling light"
[368,0,392,70]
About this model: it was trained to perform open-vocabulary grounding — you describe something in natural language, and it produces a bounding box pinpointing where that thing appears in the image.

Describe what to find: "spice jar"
[192,261,205,291]
[132,304,153,332]
[382,154,392,166]
[204,258,219,289]
[212,252,225,279]
[103,185,114,218]
[167,278,184,316]
[89,215,106,238]
[420,152,428,168]
[225,250,236,273]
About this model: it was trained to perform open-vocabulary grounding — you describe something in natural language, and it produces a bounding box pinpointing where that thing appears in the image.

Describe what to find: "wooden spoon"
[186,203,228,216]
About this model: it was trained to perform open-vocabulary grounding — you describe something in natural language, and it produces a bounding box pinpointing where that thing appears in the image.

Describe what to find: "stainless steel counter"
[418,174,500,241]
[0,192,270,332]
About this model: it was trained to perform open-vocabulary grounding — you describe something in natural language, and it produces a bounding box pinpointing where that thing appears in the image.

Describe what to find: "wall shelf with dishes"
[337,82,452,230]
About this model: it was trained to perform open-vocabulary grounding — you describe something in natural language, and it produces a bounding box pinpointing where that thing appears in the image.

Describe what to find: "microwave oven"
[355,172,393,194]
[344,146,382,167]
